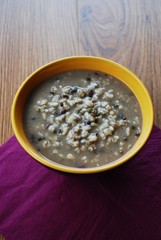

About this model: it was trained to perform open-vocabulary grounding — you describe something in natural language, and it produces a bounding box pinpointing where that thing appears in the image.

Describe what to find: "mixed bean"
[23,70,142,168]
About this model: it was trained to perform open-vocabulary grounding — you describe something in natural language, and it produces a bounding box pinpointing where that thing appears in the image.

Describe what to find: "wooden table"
[0,0,161,144]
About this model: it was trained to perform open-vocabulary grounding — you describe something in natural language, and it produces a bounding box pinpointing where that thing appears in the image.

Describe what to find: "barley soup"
[23,70,142,168]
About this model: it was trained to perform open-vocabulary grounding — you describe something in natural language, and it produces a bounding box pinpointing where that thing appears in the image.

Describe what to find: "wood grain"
[79,0,161,125]
[0,0,161,144]
[0,0,78,144]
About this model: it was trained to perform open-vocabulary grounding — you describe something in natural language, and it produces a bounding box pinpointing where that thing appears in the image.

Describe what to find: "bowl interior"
[11,56,154,173]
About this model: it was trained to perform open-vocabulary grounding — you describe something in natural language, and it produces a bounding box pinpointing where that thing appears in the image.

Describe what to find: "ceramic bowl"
[11,56,154,173]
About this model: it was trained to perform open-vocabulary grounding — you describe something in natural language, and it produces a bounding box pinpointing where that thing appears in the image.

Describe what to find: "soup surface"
[23,70,142,168]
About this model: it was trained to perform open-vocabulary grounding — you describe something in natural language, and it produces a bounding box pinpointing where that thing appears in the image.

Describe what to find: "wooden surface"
[0,0,161,144]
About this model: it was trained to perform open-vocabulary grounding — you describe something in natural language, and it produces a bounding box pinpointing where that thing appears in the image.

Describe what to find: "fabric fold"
[0,125,161,240]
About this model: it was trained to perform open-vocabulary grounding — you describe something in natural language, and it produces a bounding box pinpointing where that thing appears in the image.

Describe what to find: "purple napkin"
[0,125,161,240]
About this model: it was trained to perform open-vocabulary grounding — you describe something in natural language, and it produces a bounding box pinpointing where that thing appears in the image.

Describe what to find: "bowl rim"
[11,56,154,174]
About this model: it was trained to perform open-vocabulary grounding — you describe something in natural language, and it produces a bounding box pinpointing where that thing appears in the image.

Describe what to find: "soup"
[23,70,142,168]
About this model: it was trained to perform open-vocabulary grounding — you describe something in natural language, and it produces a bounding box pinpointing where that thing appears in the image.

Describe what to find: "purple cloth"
[0,125,161,240]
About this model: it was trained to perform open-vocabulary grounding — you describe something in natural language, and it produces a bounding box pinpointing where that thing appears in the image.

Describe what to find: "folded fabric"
[0,125,161,240]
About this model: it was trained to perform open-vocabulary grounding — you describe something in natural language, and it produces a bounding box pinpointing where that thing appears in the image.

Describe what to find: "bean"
[61,93,69,99]
[30,134,36,143]
[67,153,75,160]
[60,109,67,115]
[57,129,63,134]
[70,86,78,93]
[84,120,91,125]
[116,113,126,120]
[38,137,45,142]
[94,72,100,76]
[113,104,119,109]
[86,77,91,81]
[77,163,86,168]
[122,136,128,141]
[45,123,51,129]
[135,131,141,137]
[87,89,94,97]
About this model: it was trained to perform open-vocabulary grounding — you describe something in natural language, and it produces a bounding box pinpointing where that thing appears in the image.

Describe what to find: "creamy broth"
[23,70,142,168]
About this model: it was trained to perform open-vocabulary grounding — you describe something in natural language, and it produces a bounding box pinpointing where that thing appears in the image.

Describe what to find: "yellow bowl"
[11,56,154,174]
